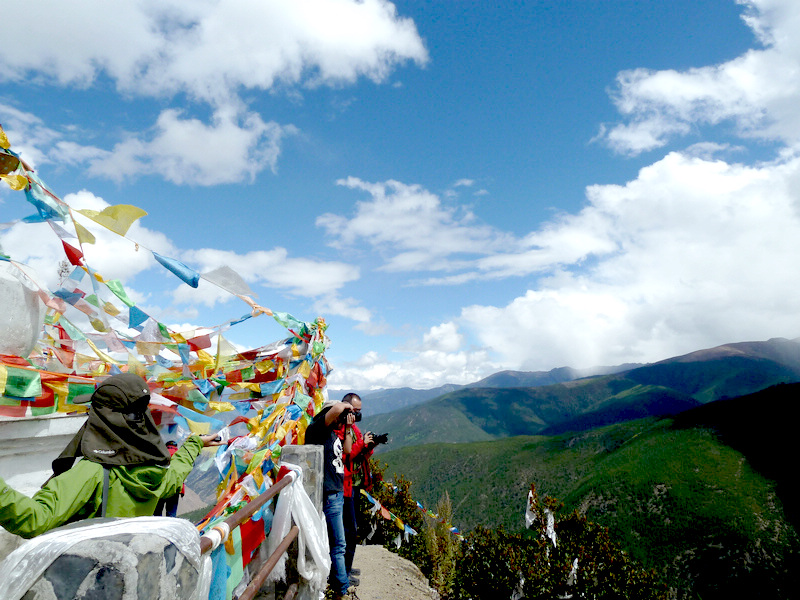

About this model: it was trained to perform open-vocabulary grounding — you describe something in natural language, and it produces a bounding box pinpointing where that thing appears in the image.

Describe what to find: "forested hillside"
[377,382,800,597]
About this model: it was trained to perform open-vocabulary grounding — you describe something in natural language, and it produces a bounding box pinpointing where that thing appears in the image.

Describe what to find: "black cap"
[72,373,150,410]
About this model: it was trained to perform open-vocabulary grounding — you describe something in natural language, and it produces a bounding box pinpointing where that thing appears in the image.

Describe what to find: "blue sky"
[2,0,800,391]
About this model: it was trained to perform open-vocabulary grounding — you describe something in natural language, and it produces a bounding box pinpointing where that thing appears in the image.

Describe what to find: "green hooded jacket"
[0,435,203,539]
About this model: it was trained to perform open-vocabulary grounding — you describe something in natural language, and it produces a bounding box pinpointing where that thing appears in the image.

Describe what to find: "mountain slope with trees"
[377,382,800,598]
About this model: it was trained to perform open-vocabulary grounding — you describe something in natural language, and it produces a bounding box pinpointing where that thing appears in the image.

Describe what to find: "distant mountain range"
[361,337,800,452]
[331,364,640,417]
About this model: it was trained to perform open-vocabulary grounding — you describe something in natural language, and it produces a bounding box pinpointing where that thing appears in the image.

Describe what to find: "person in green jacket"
[0,373,222,538]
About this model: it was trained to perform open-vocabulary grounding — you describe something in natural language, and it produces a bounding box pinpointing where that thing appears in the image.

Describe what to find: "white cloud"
[174,246,362,304]
[0,0,427,184]
[599,0,800,154]
[327,146,800,384]
[318,177,511,271]
[314,296,372,323]
[456,149,800,370]
[0,104,62,168]
[86,109,292,185]
[423,322,463,353]
[0,0,428,104]
[327,345,497,391]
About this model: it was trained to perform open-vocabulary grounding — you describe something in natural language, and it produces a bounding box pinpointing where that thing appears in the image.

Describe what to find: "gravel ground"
[351,544,439,600]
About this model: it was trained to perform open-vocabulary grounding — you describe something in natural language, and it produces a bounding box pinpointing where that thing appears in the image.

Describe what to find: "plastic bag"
[0,517,204,600]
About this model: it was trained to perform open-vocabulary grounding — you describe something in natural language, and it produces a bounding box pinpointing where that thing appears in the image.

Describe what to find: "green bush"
[422,491,460,598]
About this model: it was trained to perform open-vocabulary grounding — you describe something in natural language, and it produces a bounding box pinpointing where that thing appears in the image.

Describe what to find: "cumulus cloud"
[324,146,800,380]
[317,176,620,283]
[457,150,800,370]
[318,177,511,272]
[86,109,292,185]
[0,0,427,184]
[177,247,360,299]
[171,247,369,324]
[598,0,800,154]
[327,345,498,391]
[0,0,428,103]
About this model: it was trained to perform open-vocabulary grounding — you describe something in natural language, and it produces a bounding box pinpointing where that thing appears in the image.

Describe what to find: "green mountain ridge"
[362,337,800,452]
[378,382,800,597]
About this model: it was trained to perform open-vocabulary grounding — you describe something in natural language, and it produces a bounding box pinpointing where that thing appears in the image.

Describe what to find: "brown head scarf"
[52,373,171,476]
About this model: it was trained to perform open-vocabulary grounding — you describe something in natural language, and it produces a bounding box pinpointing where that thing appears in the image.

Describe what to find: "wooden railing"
[199,473,300,600]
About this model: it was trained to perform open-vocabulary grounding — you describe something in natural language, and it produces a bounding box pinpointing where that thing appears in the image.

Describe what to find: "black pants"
[343,494,358,575]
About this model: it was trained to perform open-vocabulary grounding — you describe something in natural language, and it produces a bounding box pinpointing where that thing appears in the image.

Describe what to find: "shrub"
[422,491,460,598]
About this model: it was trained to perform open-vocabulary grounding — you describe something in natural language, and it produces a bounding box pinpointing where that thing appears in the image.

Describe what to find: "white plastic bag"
[0,517,203,600]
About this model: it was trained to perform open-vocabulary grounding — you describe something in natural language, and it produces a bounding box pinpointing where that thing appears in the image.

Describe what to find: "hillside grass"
[379,415,799,593]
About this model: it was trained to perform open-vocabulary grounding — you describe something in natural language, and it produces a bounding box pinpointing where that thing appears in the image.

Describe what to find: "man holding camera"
[340,393,390,586]
[305,398,355,600]
[340,393,369,586]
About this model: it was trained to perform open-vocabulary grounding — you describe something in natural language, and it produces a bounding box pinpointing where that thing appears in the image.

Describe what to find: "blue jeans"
[324,491,348,595]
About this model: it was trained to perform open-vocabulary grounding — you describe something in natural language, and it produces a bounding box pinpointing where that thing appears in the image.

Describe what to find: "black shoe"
[349,576,360,587]
[350,568,361,576]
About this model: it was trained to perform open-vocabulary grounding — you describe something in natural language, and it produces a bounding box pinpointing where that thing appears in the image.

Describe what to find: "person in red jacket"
[340,392,374,586]
[154,441,184,517]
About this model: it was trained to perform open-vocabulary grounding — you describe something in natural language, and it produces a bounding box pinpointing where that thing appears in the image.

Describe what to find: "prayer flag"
[153,252,200,288]
[77,204,147,236]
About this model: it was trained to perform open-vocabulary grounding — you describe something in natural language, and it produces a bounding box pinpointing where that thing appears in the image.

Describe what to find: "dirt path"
[352,544,439,600]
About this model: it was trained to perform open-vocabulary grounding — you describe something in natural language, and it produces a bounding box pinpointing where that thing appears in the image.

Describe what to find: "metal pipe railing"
[237,525,300,600]
[199,473,294,555]
[282,582,299,600]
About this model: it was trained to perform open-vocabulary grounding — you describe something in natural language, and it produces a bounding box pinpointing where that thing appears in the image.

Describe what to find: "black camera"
[338,406,362,423]
[372,432,389,445]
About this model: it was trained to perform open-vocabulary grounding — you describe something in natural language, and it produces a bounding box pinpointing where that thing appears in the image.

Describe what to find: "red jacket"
[337,424,374,497]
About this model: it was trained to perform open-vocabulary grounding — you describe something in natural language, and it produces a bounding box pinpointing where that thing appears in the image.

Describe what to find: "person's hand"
[199,433,226,447]
[363,431,374,445]
[345,411,356,426]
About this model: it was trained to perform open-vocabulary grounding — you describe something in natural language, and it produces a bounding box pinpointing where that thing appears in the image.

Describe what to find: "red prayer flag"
[61,240,84,266]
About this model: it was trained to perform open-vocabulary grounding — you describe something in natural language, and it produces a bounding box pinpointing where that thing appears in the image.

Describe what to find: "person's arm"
[159,434,218,498]
[323,402,351,426]
[0,461,104,539]
[343,425,353,455]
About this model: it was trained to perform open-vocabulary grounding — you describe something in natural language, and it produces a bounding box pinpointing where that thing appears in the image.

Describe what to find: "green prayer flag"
[105,279,135,307]
[4,367,42,398]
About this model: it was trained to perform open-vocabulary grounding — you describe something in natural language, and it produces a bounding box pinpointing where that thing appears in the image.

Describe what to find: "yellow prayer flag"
[214,335,237,371]
[74,222,96,245]
[251,467,265,489]
[297,361,311,379]
[87,339,120,365]
[0,125,10,149]
[102,301,121,317]
[209,401,235,412]
[1,173,29,190]
[136,341,162,356]
[296,419,308,444]
[195,349,215,369]
[127,354,147,377]
[89,318,108,332]
[254,359,274,374]
[0,364,7,395]
[76,204,147,237]
[184,417,211,435]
